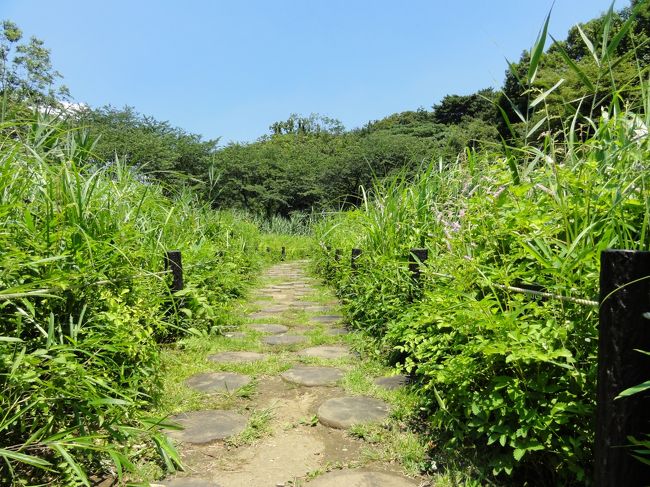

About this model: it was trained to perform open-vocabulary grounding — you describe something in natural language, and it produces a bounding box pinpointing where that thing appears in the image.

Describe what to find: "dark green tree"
[0,20,69,120]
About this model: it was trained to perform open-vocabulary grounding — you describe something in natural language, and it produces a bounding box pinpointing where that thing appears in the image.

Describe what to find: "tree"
[0,20,69,120]
[78,105,219,187]
[269,113,344,136]
[432,88,499,125]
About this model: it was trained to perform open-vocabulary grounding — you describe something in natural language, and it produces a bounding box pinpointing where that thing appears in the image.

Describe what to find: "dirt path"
[156,261,428,487]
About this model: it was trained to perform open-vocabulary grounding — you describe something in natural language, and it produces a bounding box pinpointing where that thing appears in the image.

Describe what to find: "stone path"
[160,261,419,487]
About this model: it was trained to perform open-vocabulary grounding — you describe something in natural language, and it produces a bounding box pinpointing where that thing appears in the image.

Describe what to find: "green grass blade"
[528,9,552,84]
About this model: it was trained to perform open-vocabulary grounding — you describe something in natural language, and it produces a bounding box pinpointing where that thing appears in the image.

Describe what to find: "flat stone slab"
[262,335,307,346]
[317,396,390,429]
[247,312,278,319]
[374,375,409,390]
[326,327,348,336]
[159,478,222,487]
[306,470,417,486]
[281,366,344,386]
[256,305,291,313]
[167,410,247,443]
[185,372,251,393]
[303,306,335,313]
[223,331,246,339]
[310,315,344,324]
[208,351,268,363]
[250,324,288,334]
[301,345,352,359]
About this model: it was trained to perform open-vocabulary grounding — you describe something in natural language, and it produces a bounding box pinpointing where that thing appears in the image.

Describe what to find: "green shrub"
[0,115,266,484]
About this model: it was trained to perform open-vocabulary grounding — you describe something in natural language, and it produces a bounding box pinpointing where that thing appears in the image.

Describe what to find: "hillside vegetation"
[314,3,650,485]
[0,1,649,485]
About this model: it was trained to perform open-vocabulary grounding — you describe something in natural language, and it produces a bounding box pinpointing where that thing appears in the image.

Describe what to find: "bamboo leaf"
[616,380,650,399]
[0,448,52,468]
[526,116,549,138]
[530,78,565,108]
[605,8,636,60]
[51,444,89,486]
[600,2,615,63]
[577,25,599,66]
[550,34,596,91]
[528,9,552,84]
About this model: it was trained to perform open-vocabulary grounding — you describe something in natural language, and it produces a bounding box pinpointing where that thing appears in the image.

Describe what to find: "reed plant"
[0,113,265,484]
[313,11,649,484]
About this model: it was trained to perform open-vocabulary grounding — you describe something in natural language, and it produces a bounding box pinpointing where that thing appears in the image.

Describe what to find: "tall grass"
[313,17,650,485]
[0,114,265,484]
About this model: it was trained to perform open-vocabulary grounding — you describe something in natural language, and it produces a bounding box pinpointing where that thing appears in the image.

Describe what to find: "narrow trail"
[156,260,425,487]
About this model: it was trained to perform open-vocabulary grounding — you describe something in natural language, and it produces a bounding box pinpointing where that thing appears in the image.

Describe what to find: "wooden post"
[409,248,428,284]
[596,249,650,486]
[351,248,362,270]
[281,246,286,261]
[164,250,183,292]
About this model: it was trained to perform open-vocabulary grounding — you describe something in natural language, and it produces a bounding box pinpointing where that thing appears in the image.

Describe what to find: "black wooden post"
[351,248,362,270]
[281,246,286,261]
[164,250,183,292]
[409,248,428,284]
[596,249,650,486]
[335,249,341,262]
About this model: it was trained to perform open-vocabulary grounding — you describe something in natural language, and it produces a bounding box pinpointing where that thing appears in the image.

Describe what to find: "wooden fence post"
[281,246,286,261]
[351,248,362,270]
[596,249,650,486]
[164,250,183,292]
[409,248,428,285]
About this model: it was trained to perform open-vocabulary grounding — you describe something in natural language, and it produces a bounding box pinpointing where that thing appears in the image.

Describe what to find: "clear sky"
[2,0,620,144]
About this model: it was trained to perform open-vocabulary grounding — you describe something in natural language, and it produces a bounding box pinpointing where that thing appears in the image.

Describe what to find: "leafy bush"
[314,92,649,483]
[0,114,266,484]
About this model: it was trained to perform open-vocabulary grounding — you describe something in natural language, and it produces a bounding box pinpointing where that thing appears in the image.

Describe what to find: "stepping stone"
[208,351,267,363]
[260,306,291,313]
[167,410,247,443]
[310,315,344,324]
[374,375,409,390]
[159,478,222,487]
[301,345,352,359]
[303,306,335,313]
[250,324,288,334]
[326,327,348,336]
[281,366,344,387]
[185,372,251,393]
[306,470,417,486]
[248,312,278,319]
[223,331,246,339]
[317,396,390,429]
[262,335,307,346]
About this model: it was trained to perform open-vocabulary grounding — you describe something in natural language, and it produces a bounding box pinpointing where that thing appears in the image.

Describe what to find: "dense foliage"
[313,5,650,484]
[1,1,649,484]
[0,115,270,484]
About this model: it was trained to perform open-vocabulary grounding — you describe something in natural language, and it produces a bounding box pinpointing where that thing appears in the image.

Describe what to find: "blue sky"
[3,0,619,143]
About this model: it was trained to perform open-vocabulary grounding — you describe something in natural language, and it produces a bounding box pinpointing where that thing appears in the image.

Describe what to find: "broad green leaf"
[513,448,526,461]
[0,448,52,468]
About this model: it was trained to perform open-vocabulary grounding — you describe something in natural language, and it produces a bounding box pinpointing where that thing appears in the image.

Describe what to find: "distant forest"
[38,0,650,217]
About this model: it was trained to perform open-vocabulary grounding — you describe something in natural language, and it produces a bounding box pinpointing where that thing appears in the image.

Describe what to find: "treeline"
[4,3,645,219]
[73,1,650,218]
